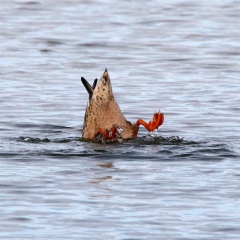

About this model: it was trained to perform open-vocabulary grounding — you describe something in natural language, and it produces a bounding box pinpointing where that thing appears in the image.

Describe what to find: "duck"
[81,69,164,142]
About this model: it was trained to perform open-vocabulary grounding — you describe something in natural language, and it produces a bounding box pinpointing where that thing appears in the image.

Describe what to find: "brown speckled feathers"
[82,69,139,140]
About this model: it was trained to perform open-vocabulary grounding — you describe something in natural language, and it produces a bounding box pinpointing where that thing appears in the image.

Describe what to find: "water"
[1,0,240,239]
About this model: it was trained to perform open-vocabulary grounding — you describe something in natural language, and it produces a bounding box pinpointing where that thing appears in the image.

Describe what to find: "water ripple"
[1,0,240,239]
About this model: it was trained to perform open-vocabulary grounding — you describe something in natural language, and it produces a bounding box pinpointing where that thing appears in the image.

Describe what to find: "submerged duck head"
[81,69,164,142]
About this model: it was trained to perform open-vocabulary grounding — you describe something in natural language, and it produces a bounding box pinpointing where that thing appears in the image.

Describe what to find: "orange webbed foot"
[136,111,164,132]
[95,125,123,143]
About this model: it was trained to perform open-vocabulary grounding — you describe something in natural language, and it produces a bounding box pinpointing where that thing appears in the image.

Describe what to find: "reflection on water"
[1,0,240,239]
[97,162,115,169]
[90,176,112,184]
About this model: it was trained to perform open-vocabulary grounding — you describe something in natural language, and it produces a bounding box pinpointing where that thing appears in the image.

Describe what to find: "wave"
[0,135,236,162]
[14,135,195,146]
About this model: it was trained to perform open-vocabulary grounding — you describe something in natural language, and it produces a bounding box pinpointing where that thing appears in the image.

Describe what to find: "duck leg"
[95,125,123,143]
[136,111,164,132]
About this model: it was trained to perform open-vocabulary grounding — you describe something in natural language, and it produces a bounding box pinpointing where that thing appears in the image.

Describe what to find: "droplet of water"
[149,129,158,138]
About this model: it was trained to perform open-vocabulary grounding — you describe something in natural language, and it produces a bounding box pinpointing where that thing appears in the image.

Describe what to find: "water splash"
[149,129,158,138]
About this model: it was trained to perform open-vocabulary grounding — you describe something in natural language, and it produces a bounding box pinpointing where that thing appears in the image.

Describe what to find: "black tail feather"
[81,77,98,100]
[92,78,98,89]
[81,77,93,95]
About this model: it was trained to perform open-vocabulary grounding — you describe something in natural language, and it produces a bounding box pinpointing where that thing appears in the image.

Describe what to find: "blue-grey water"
[1,0,240,239]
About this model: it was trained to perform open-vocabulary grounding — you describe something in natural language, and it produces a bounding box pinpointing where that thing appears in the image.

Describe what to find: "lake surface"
[1,0,240,239]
